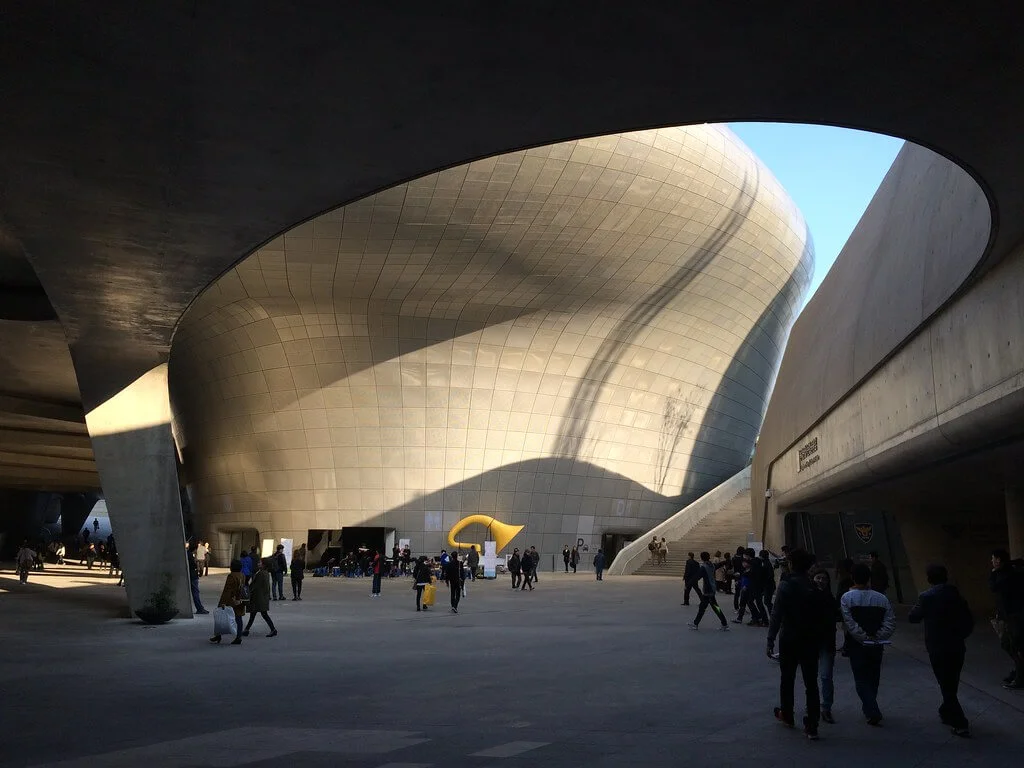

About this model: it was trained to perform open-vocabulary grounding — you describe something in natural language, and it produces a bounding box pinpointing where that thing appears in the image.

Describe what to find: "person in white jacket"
[840,562,896,726]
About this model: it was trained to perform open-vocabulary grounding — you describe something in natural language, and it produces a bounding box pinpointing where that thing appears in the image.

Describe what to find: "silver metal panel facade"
[170,125,812,560]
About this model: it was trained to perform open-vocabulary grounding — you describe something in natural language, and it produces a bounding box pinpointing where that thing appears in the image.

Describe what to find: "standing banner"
[280,538,294,568]
[483,540,497,578]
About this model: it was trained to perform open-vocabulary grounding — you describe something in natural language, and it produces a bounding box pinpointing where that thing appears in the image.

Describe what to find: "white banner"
[483,540,497,578]
[281,538,294,567]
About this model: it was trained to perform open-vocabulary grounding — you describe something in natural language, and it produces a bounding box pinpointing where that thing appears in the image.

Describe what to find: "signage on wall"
[797,437,820,472]
[424,511,442,531]
[854,523,874,544]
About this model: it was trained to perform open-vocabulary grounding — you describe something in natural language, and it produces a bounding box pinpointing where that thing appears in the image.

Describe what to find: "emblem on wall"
[854,523,873,544]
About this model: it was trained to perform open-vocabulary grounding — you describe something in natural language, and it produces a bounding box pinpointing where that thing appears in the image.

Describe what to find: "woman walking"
[290,544,306,600]
[570,546,580,574]
[243,559,278,637]
[413,555,432,611]
[210,559,247,645]
[813,568,841,723]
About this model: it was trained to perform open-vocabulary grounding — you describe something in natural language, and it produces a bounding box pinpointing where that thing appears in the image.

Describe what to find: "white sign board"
[261,538,275,558]
[399,538,411,552]
[280,538,294,568]
[483,540,498,578]
[424,511,442,531]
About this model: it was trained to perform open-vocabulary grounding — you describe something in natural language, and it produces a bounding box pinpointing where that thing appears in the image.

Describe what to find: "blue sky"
[728,123,904,303]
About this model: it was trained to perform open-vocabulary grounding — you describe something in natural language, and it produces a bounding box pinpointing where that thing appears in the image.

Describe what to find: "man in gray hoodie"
[689,552,729,631]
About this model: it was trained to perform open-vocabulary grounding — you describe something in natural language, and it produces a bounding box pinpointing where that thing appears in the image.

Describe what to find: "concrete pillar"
[1006,484,1024,560]
[85,364,192,619]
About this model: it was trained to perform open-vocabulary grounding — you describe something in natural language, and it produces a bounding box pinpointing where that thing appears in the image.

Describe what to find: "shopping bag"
[422,582,436,606]
[213,607,237,636]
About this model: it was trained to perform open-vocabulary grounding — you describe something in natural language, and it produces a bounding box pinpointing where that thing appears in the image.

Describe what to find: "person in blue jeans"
[840,563,896,726]
[370,550,382,597]
[271,544,287,601]
[812,569,840,724]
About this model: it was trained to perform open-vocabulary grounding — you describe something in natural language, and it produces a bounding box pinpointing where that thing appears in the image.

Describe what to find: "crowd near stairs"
[607,466,754,577]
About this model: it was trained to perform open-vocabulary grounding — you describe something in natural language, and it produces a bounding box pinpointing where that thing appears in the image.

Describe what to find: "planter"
[134,608,179,625]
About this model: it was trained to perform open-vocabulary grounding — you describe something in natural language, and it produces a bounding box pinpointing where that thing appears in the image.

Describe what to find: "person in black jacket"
[466,545,480,581]
[766,548,830,740]
[761,550,777,613]
[271,544,288,601]
[412,555,432,611]
[445,553,463,613]
[563,545,571,572]
[508,549,522,590]
[732,546,746,611]
[989,549,1024,690]
[909,563,972,736]
[520,547,535,591]
[682,553,702,606]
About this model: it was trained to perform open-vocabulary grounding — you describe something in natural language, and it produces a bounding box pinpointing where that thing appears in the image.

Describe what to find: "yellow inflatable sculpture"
[447,514,523,554]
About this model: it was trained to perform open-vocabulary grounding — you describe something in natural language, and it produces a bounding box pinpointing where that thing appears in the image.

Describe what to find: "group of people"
[11,532,121,584]
[647,536,669,565]
[680,542,1024,741]
[207,543,308,645]
[507,546,540,590]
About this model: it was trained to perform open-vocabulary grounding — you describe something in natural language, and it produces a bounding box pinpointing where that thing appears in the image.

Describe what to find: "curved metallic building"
[170,125,812,562]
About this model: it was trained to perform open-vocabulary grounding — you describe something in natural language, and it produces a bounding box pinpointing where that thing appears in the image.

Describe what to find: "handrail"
[606,466,751,575]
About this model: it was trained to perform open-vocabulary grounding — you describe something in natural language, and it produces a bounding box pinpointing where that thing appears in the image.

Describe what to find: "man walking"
[467,545,480,581]
[529,546,540,582]
[509,548,522,590]
[271,544,287,600]
[689,552,729,631]
[682,552,701,606]
[563,545,571,573]
[909,564,973,736]
[766,549,828,740]
[16,541,36,584]
[840,563,896,726]
[520,547,535,591]
[868,552,889,596]
[593,549,606,580]
[446,552,463,613]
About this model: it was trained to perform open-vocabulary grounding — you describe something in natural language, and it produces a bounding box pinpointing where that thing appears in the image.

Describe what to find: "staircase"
[632,488,752,576]
[607,466,754,577]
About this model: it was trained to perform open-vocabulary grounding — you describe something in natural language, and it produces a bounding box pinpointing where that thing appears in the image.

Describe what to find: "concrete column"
[1006,484,1024,559]
[85,364,192,619]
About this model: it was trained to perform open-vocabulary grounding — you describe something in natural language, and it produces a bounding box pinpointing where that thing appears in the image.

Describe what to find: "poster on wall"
[424,511,442,531]
[399,538,411,553]
[483,540,497,578]
[261,538,275,558]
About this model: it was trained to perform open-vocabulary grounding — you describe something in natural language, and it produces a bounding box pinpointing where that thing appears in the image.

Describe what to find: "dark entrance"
[340,527,389,559]
[601,532,638,563]
[785,508,915,603]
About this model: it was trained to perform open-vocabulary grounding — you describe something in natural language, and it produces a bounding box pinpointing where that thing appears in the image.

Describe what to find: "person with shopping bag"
[413,555,433,612]
[210,559,247,645]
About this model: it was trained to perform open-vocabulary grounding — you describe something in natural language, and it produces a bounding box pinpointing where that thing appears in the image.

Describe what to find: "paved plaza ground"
[1,562,1023,767]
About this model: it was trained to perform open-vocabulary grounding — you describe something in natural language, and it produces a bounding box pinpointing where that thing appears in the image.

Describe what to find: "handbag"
[213,606,237,636]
